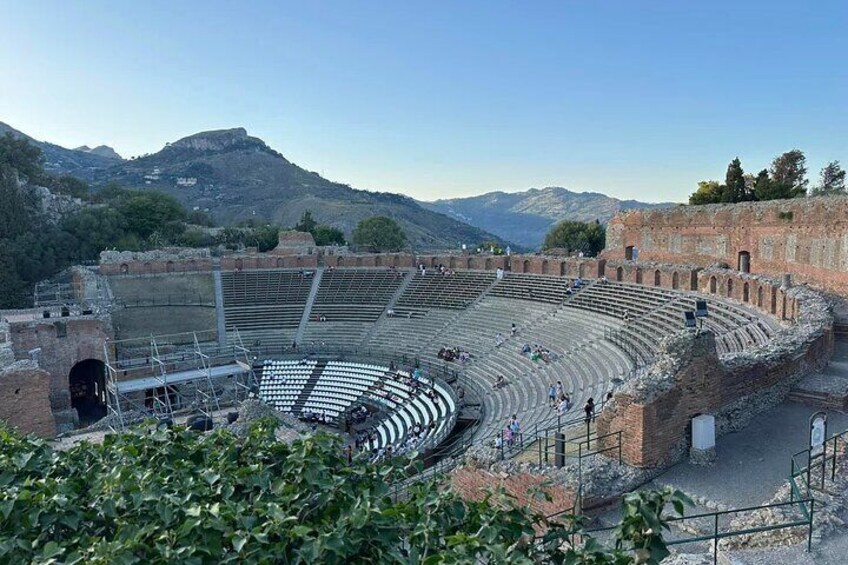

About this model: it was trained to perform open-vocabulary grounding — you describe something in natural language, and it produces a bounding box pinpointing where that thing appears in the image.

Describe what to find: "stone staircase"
[291,360,328,413]
[788,340,848,410]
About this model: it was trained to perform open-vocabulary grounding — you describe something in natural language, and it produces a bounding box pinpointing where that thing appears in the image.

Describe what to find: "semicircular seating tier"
[223,268,782,445]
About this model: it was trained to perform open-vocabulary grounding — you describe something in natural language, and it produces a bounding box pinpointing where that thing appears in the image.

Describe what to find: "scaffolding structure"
[104,328,256,431]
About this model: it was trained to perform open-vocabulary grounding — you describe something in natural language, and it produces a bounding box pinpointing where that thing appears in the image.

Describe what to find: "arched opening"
[523,260,531,273]
[625,246,635,260]
[466,257,474,269]
[485,258,493,270]
[615,266,623,281]
[578,263,585,278]
[726,278,733,298]
[234,259,243,271]
[738,251,751,273]
[541,260,550,275]
[166,261,175,273]
[635,268,643,284]
[560,262,568,276]
[743,282,750,303]
[276,258,285,268]
[654,270,661,287]
[392,255,400,268]
[120,263,129,274]
[336,256,344,267]
[374,255,383,267]
[709,276,717,294]
[757,286,764,308]
[430,257,438,268]
[355,256,363,267]
[672,272,680,290]
[449,257,457,269]
[69,359,107,426]
[770,287,778,314]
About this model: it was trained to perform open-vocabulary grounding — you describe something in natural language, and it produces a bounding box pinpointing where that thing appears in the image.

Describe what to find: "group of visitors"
[520,343,553,363]
[494,414,522,449]
[548,381,572,413]
[438,346,471,363]
[301,410,332,425]
[348,404,371,424]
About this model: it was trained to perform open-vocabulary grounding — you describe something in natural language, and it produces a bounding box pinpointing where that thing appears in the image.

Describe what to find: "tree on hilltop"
[688,180,723,205]
[723,157,750,202]
[542,220,605,256]
[809,161,846,196]
[294,210,317,233]
[769,149,808,198]
[352,216,407,252]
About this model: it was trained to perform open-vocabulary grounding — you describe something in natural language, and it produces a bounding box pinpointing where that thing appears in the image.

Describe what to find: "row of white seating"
[257,359,457,452]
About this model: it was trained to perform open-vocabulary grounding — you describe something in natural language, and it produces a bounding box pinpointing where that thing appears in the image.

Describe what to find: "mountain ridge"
[2,123,511,251]
[420,186,675,248]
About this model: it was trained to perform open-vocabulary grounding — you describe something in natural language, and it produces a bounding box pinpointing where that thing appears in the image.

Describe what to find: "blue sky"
[1,1,845,202]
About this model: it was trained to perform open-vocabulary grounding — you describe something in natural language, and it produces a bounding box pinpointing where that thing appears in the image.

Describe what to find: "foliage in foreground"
[0,421,689,564]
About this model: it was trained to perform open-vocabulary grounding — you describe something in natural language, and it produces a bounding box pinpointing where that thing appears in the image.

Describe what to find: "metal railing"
[552,498,815,565]
[790,428,848,502]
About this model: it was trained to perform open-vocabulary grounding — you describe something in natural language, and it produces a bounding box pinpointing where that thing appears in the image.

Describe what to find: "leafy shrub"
[0,421,689,564]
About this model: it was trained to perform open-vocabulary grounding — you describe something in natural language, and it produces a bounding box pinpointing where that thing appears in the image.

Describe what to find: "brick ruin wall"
[604,196,848,296]
[5,317,113,434]
[596,283,833,468]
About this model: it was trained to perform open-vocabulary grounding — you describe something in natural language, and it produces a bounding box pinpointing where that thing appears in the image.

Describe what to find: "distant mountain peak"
[170,127,266,153]
[74,144,123,160]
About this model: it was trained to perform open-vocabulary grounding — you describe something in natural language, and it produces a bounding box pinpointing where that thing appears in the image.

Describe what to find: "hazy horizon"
[2,1,845,203]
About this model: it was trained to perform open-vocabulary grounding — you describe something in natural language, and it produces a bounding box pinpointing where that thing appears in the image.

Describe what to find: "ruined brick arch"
[166,261,175,273]
[466,257,474,269]
[430,257,439,268]
[374,255,383,267]
[523,259,531,273]
[757,286,764,307]
[653,270,661,286]
[770,287,778,314]
[143,262,152,274]
[336,256,345,267]
[392,255,400,268]
[743,282,750,303]
[355,256,363,267]
[449,257,457,269]
[738,250,751,273]
[578,263,585,278]
[560,262,568,276]
[672,272,680,290]
[709,276,717,294]
[726,278,733,298]
[485,258,493,270]
[616,266,623,281]
[276,258,285,268]
[690,272,699,291]
[120,263,129,274]
[625,245,635,260]
[635,267,643,284]
[69,359,107,425]
[541,260,550,275]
